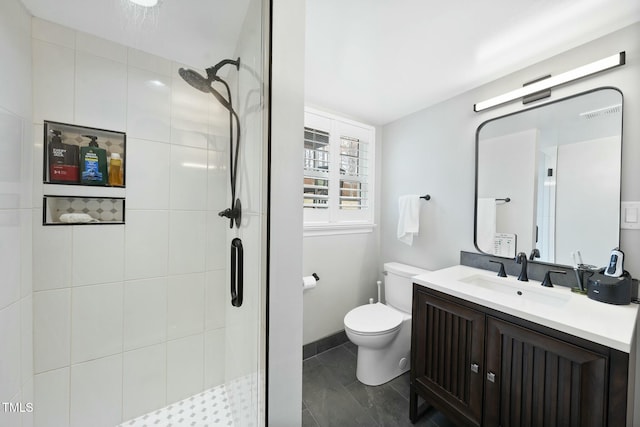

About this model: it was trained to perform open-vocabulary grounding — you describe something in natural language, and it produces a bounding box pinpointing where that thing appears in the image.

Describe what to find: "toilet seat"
[344,303,403,336]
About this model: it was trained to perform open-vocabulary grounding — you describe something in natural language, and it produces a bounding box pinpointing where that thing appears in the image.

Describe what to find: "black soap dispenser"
[47,129,79,183]
[80,135,108,185]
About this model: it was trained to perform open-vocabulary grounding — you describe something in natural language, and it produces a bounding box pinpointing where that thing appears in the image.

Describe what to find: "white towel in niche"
[397,195,420,246]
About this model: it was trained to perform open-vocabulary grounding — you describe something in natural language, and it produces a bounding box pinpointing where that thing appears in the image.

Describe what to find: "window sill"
[303,222,376,237]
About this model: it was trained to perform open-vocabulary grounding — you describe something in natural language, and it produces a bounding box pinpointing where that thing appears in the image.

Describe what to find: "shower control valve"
[218,198,242,228]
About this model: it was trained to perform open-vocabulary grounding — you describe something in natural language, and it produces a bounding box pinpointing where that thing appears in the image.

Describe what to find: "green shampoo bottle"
[80,135,108,185]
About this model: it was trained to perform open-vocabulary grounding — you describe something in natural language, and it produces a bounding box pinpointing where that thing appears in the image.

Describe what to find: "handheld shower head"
[178,57,240,94]
[178,68,211,93]
[178,58,242,229]
[178,67,233,111]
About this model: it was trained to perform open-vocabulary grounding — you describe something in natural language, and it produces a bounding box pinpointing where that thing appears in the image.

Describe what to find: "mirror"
[474,87,622,267]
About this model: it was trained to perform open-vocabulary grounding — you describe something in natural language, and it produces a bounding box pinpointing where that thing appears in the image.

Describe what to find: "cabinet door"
[484,316,608,427]
[412,289,485,426]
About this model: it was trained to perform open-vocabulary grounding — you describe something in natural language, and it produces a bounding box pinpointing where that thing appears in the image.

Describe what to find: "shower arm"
[208,58,240,76]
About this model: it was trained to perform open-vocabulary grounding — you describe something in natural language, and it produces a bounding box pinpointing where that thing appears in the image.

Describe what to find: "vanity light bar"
[474,52,626,112]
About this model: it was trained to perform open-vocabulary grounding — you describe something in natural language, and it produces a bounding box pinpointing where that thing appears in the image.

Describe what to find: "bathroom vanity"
[409,265,638,427]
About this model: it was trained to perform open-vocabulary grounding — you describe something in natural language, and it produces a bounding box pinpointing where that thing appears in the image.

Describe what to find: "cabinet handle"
[471,363,479,374]
[487,371,496,383]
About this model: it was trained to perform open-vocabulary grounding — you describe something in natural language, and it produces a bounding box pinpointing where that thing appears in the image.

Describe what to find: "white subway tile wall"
[29,17,229,426]
[70,282,124,364]
[33,367,70,427]
[123,278,168,351]
[126,67,172,143]
[126,138,171,209]
[69,355,123,427]
[122,344,167,421]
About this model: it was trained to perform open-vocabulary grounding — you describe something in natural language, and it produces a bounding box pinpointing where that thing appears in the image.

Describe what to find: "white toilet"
[344,262,430,386]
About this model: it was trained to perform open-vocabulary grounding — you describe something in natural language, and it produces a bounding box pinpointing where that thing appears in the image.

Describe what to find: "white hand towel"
[59,213,99,223]
[397,195,421,246]
[476,198,496,254]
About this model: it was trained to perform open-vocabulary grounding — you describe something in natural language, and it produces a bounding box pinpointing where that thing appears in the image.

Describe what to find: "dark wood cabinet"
[484,317,608,427]
[410,288,485,426]
[410,285,629,427]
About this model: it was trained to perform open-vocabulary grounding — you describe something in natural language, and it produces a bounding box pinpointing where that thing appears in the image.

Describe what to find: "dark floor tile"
[315,344,358,387]
[303,342,458,427]
[303,356,321,370]
[388,372,411,400]
[345,381,431,427]
[302,408,319,427]
[303,361,379,426]
[428,410,460,427]
[343,340,358,355]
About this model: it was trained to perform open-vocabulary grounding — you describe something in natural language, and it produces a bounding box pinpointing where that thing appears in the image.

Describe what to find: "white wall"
[29,19,229,427]
[301,113,382,345]
[268,0,305,425]
[381,22,640,425]
[382,23,640,274]
[0,1,34,427]
[303,231,379,344]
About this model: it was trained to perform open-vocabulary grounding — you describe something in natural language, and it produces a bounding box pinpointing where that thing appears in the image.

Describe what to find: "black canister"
[587,272,631,305]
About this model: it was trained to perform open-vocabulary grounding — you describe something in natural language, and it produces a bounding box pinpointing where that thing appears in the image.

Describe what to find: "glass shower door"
[220,0,269,425]
[21,0,269,425]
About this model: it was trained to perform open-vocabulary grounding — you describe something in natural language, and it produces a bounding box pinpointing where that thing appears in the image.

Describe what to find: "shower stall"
[0,0,270,426]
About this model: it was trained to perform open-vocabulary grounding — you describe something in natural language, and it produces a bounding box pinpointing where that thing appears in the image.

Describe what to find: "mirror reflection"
[475,87,622,266]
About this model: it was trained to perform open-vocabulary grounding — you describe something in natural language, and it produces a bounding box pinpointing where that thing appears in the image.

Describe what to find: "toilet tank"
[383,262,431,313]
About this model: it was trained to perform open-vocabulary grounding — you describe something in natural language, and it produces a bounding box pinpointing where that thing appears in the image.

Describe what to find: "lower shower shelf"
[43,195,125,225]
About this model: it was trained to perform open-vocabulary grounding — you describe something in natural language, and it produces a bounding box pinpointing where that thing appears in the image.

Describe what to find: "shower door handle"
[230,238,244,307]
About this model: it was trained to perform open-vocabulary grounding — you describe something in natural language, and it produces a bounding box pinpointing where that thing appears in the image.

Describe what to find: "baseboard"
[302,330,349,360]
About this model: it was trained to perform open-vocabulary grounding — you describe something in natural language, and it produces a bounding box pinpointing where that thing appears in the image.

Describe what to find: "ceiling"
[18,0,640,126]
[19,0,251,70]
[306,0,640,125]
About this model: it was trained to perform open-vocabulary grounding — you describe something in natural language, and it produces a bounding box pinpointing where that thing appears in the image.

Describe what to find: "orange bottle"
[108,153,123,186]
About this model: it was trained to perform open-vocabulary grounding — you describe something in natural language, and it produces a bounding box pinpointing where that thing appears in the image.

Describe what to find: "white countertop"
[413,265,639,353]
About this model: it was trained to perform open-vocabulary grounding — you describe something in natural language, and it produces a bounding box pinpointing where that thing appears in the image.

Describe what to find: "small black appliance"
[587,271,631,305]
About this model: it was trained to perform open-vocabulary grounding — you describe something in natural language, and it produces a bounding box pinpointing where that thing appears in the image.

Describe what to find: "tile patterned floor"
[117,385,234,427]
[117,374,261,427]
[302,342,459,427]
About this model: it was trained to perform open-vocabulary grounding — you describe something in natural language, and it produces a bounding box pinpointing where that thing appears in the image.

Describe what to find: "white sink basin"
[411,265,639,353]
[459,274,571,307]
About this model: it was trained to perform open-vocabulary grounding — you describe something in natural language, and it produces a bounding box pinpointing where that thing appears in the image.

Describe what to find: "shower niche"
[42,120,126,225]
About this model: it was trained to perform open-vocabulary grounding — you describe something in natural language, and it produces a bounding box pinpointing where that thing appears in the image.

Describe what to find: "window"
[304,108,375,233]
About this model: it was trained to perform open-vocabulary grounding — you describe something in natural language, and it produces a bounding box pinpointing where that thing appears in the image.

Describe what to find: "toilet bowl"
[344,262,430,386]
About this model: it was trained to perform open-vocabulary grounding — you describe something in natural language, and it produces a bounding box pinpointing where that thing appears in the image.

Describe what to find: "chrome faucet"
[516,252,528,281]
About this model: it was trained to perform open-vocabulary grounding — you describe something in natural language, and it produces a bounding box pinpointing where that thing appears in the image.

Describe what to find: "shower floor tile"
[118,385,234,427]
